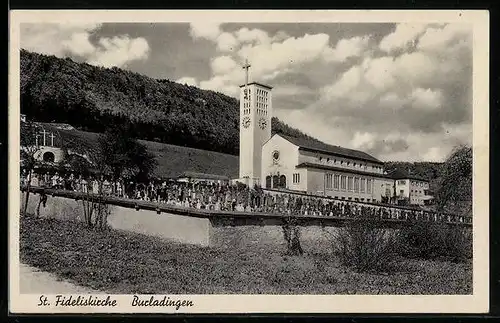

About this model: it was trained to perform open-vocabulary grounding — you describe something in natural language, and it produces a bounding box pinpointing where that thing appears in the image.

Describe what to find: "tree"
[63,124,157,229]
[435,145,472,215]
[20,120,43,215]
[97,125,157,182]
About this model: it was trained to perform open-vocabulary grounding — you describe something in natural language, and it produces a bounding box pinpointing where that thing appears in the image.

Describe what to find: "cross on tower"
[242,59,251,100]
[50,133,55,146]
[242,59,251,86]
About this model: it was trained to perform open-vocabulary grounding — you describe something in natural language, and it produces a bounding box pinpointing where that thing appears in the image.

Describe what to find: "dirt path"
[19,264,104,294]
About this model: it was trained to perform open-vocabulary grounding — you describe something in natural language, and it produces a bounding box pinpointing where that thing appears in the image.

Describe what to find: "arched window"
[272,175,279,189]
[42,151,55,162]
[265,176,272,188]
[279,175,286,188]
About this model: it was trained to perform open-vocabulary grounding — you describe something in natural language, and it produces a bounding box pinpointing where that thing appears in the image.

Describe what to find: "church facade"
[260,133,394,203]
[236,70,432,205]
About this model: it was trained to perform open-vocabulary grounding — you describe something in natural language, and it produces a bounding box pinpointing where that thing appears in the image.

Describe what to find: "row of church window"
[317,156,382,172]
[325,174,372,194]
[292,173,300,184]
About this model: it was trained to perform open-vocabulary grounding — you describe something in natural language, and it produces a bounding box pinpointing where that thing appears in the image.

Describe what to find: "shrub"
[281,216,303,256]
[329,215,401,273]
[398,221,472,262]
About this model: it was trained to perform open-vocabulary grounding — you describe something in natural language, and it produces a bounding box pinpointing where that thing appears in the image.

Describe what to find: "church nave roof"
[278,134,383,164]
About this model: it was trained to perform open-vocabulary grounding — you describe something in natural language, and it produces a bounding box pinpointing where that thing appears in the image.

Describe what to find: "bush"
[281,216,303,256]
[329,215,401,273]
[398,221,472,262]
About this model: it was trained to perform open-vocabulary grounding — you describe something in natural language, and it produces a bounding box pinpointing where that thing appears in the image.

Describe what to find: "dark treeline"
[384,161,443,182]
[20,49,319,155]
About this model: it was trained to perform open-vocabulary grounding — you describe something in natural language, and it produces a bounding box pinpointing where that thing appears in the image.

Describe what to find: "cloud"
[417,23,471,53]
[351,131,409,157]
[321,65,362,100]
[61,32,96,56]
[422,147,442,162]
[238,33,331,75]
[273,85,312,97]
[379,92,407,110]
[199,75,239,96]
[216,32,238,52]
[410,88,443,110]
[21,23,102,57]
[296,23,472,161]
[21,23,150,68]
[87,36,150,68]
[192,25,377,99]
[235,27,271,45]
[176,76,198,87]
[189,22,221,40]
[211,55,238,75]
[351,132,376,149]
[379,23,428,52]
[196,31,340,96]
[324,36,371,62]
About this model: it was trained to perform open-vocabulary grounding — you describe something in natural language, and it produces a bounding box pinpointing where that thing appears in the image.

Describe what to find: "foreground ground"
[20,264,102,294]
[20,215,472,294]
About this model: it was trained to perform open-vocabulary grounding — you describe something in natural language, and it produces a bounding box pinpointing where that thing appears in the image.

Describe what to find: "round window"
[272,150,280,161]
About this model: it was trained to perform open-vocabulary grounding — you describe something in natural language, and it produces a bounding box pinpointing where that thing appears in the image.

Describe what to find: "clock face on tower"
[242,116,251,128]
[258,118,267,130]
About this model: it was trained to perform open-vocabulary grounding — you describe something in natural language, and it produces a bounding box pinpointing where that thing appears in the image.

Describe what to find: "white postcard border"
[8,9,490,314]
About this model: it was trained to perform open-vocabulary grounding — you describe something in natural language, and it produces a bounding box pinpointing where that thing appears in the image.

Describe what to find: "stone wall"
[19,191,338,252]
[20,191,212,246]
[19,188,471,252]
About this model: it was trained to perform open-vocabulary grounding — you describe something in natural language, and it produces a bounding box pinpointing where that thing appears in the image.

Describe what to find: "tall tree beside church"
[435,145,472,215]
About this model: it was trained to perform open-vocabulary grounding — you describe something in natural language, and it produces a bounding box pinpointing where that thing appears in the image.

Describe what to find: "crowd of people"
[20,169,470,224]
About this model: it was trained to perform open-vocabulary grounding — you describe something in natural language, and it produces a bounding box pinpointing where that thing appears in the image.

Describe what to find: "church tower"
[238,60,273,186]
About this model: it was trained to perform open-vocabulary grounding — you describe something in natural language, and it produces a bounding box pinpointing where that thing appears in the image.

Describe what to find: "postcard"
[9,9,489,314]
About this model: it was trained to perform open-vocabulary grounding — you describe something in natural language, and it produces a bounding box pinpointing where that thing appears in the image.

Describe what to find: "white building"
[260,133,395,203]
[392,170,433,205]
[235,64,431,205]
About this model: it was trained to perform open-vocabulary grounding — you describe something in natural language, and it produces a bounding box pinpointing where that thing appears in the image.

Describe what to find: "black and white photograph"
[9,10,489,313]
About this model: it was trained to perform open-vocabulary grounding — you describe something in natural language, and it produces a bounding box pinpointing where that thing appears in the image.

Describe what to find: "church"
[235,63,432,205]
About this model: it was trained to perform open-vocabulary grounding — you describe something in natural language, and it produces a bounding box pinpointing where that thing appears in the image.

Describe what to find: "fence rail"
[21,186,472,228]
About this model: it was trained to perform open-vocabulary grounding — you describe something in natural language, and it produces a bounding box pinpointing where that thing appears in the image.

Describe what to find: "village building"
[391,170,433,205]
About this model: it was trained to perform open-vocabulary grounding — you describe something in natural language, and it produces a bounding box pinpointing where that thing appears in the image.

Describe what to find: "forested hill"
[20,49,320,155]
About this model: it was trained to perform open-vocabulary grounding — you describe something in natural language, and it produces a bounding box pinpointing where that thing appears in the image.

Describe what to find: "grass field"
[39,122,239,179]
[20,214,472,295]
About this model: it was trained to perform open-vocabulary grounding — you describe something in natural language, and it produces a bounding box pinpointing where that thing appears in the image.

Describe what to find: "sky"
[20,22,472,162]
